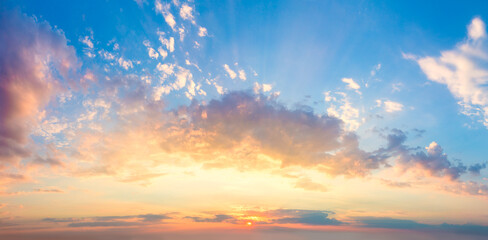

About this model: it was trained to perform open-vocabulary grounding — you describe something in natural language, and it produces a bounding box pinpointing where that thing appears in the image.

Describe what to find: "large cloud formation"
[159,91,387,176]
[71,89,486,195]
[0,11,78,171]
[72,90,388,179]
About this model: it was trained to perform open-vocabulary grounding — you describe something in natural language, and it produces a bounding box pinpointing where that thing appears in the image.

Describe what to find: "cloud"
[118,57,133,70]
[186,214,234,223]
[179,4,195,24]
[468,17,486,40]
[198,27,207,37]
[342,78,360,90]
[68,221,140,227]
[357,217,488,236]
[408,17,488,127]
[238,69,246,80]
[0,10,78,166]
[159,91,385,174]
[33,188,64,193]
[155,0,176,31]
[294,177,328,192]
[325,91,362,131]
[174,66,191,90]
[70,90,386,180]
[186,209,341,226]
[223,64,237,79]
[80,35,94,49]
[376,100,403,113]
[44,214,171,228]
[253,82,272,93]
[148,48,159,59]
[357,217,431,230]
[383,129,467,180]
[272,210,341,226]
[444,181,488,196]
[158,34,175,52]
[370,63,381,76]
[468,162,486,175]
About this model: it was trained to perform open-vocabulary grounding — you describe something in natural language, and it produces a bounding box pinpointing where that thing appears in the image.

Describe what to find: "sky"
[1,0,488,239]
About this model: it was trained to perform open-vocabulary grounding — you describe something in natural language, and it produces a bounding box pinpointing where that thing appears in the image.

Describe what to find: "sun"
[246,221,252,226]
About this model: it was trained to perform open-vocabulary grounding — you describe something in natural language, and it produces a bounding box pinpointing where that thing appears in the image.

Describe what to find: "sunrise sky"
[1,0,488,239]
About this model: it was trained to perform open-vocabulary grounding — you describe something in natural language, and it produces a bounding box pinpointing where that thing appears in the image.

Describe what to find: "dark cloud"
[186,214,235,223]
[94,214,171,222]
[33,188,63,193]
[383,129,468,180]
[272,211,342,226]
[357,217,488,236]
[186,209,342,226]
[468,163,486,175]
[31,156,64,168]
[68,221,140,227]
[42,218,79,223]
[357,217,429,230]
[43,213,171,228]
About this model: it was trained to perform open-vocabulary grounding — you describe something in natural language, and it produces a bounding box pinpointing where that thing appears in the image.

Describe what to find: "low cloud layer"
[185,209,342,226]
[357,217,488,236]
[42,213,171,228]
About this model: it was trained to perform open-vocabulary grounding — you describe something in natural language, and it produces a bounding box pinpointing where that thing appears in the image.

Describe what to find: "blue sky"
[1,0,488,239]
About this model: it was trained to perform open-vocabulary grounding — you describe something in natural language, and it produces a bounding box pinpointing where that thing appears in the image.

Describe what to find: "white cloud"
[148,48,159,59]
[223,64,237,79]
[370,63,381,76]
[206,78,225,95]
[238,69,246,80]
[100,50,115,60]
[342,78,360,90]
[81,36,94,49]
[155,0,176,31]
[142,40,151,47]
[186,79,196,99]
[158,47,168,59]
[180,4,195,24]
[156,63,174,75]
[153,85,172,101]
[408,17,488,126]
[174,66,191,90]
[118,57,133,70]
[80,35,95,58]
[468,17,486,40]
[381,100,403,113]
[198,27,208,37]
[325,91,362,131]
[159,34,175,52]
[178,27,185,41]
[253,83,272,93]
